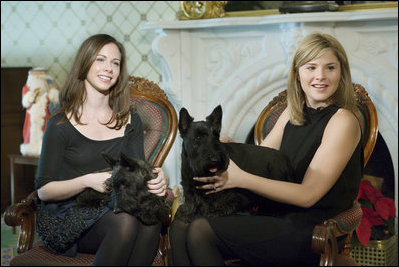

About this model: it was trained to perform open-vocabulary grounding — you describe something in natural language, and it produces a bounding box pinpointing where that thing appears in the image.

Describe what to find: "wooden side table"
[8,154,39,206]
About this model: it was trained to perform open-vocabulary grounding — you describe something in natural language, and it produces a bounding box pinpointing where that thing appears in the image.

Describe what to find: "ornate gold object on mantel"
[178,1,227,20]
[178,1,398,19]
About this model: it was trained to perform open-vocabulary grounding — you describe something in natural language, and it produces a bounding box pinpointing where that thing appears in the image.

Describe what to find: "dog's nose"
[209,155,219,163]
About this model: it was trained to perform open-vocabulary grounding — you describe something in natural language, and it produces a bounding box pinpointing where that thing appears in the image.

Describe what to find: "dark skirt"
[36,200,109,257]
[207,214,319,266]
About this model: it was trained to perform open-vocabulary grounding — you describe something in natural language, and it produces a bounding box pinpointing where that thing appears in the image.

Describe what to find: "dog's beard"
[111,164,155,214]
[113,191,138,214]
[187,153,229,177]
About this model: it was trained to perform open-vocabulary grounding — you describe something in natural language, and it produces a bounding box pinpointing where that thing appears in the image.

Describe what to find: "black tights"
[169,218,235,266]
[77,210,161,266]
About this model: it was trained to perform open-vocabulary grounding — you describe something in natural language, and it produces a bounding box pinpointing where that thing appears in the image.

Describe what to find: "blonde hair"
[287,33,356,125]
[56,34,130,129]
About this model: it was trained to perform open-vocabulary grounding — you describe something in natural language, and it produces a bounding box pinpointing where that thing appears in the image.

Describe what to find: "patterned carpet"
[1,214,18,266]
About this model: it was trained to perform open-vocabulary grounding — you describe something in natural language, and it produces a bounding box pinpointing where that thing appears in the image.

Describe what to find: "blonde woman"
[170,33,362,265]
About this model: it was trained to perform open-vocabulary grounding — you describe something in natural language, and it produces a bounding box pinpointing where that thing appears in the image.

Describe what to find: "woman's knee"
[186,217,213,244]
[188,218,211,232]
[106,212,140,236]
[170,219,187,235]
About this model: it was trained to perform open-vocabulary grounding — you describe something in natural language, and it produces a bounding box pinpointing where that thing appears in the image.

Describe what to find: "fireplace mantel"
[142,8,398,207]
[142,8,397,30]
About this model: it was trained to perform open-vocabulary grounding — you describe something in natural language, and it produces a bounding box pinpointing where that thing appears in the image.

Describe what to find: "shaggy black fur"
[174,105,295,223]
[76,153,170,225]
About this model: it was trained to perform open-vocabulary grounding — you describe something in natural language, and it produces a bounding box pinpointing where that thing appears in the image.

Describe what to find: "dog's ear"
[120,153,140,171]
[206,105,222,134]
[179,107,194,136]
[101,152,117,167]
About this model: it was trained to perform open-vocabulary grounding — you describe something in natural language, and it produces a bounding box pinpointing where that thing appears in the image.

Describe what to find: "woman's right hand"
[38,170,112,202]
[86,171,112,193]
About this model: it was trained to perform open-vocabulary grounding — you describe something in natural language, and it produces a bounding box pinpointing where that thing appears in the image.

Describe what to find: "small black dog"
[76,153,170,225]
[174,105,295,223]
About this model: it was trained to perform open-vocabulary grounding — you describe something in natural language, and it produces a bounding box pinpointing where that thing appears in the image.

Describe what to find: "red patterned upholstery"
[130,98,166,163]
[128,76,178,168]
[263,105,285,137]
[254,90,287,145]
[11,241,94,266]
[10,241,167,266]
[332,201,362,232]
[335,254,358,266]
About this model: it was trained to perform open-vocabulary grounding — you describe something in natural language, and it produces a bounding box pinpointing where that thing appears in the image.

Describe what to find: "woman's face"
[298,49,341,109]
[85,43,121,94]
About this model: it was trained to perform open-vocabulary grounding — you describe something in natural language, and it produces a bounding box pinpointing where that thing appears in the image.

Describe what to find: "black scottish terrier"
[174,105,295,223]
[76,153,170,225]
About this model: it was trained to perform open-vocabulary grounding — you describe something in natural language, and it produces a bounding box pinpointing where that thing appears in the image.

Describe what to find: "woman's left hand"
[147,167,169,197]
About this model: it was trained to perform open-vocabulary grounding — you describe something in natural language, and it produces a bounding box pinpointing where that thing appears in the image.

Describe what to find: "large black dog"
[76,153,169,225]
[174,105,295,223]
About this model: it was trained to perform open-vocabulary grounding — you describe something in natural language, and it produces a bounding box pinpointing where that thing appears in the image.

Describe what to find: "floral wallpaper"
[1,1,180,86]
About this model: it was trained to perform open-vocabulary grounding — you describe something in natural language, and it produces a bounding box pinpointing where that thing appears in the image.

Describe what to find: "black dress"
[35,110,145,257]
[207,105,363,265]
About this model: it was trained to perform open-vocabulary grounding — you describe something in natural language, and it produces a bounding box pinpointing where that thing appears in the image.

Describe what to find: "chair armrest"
[158,187,176,265]
[170,185,182,222]
[330,201,362,236]
[4,191,38,253]
[311,201,362,266]
[161,188,174,231]
[312,220,340,266]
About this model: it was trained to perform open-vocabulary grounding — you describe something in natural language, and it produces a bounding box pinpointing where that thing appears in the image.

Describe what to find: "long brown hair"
[56,34,130,129]
[287,33,356,125]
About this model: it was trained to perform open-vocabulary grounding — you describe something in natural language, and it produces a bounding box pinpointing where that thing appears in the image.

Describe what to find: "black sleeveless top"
[206,104,364,265]
[279,105,364,223]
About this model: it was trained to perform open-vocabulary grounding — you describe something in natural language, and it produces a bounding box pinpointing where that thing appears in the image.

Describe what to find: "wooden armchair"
[253,83,378,266]
[4,76,178,266]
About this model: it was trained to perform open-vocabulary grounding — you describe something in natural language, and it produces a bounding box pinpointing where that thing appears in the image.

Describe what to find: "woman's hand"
[147,168,169,197]
[38,170,113,202]
[87,171,112,193]
[220,135,234,143]
[194,159,241,195]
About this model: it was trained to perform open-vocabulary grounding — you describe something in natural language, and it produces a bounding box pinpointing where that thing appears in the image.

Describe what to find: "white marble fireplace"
[142,8,398,209]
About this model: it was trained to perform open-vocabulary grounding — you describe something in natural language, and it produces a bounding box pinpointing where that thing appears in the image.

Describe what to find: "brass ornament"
[178,1,227,20]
